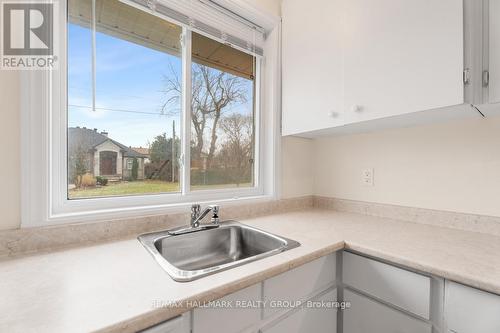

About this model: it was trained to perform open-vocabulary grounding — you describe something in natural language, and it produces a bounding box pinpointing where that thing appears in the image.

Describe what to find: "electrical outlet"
[362,168,374,186]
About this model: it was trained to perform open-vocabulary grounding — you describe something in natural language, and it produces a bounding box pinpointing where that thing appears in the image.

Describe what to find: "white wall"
[0,71,21,230]
[246,0,281,16]
[281,136,314,198]
[314,116,500,217]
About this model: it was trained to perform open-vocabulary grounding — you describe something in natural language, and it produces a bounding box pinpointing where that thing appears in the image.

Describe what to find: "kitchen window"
[21,0,279,226]
[67,0,257,199]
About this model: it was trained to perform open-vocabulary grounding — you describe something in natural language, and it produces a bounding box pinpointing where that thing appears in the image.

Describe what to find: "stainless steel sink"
[138,221,300,282]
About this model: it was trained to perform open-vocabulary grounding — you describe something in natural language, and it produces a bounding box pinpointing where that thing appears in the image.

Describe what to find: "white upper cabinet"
[281,0,345,136]
[281,0,466,136]
[343,0,464,124]
[488,0,500,104]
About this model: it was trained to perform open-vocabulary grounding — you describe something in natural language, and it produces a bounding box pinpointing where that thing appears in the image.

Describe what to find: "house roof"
[131,147,150,156]
[68,127,147,158]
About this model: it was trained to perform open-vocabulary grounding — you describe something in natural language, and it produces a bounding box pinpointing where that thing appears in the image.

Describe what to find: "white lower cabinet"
[262,289,337,333]
[343,289,432,333]
[192,254,337,333]
[445,281,500,333]
[143,251,500,333]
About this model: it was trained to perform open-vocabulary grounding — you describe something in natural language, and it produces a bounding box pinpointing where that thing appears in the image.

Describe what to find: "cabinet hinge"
[463,68,471,85]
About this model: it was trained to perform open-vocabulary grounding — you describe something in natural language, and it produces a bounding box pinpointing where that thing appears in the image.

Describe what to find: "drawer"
[263,254,336,317]
[193,283,261,333]
[445,281,500,333]
[344,289,431,333]
[263,289,337,333]
[343,252,431,319]
[141,313,190,333]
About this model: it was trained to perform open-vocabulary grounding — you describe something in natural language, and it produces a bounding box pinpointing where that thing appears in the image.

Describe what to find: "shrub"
[96,176,108,186]
[131,158,139,181]
[80,173,96,187]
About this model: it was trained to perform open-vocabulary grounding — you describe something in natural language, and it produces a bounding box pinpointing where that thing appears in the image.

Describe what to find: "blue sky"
[68,24,253,148]
[68,24,182,147]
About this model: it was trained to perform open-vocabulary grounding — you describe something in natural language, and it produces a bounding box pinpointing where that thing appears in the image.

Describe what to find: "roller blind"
[120,0,265,56]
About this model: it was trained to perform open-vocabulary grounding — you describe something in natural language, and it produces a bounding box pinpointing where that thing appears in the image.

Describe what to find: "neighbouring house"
[131,147,151,164]
[68,127,147,183]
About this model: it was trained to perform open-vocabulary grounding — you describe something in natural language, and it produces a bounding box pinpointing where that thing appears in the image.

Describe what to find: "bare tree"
[163,63,248,168]
[218,114,253,186]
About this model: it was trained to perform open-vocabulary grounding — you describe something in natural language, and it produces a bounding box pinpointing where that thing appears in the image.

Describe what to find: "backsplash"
[314,196,500,237]
[2,194,500,259]
[0,196,312,258]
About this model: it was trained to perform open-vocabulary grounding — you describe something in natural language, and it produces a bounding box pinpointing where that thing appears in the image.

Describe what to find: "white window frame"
[21,0,281,227]
[126,159,133,170]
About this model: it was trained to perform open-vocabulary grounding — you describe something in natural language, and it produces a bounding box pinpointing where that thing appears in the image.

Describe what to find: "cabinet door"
[264,254,336,317]
[343,0,464,124]
[342,252,431,319]
[445,281,500,333]
[193,284,261,333]
[489,0,500,103]
[263,289,337,333]
[343,289,431,333]
[281,0,344,136]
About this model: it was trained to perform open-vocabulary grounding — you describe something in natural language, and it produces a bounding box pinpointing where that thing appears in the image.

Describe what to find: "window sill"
[30,194,277,227]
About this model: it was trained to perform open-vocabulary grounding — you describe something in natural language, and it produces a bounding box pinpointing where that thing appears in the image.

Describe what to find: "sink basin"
[138,221,300,281]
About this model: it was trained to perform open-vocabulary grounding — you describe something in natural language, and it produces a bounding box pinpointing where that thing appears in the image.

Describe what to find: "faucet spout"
[190,204,220,228]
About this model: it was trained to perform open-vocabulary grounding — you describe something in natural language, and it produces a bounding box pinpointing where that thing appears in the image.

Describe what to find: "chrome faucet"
[191,204,220,228]
[168,204,221,236]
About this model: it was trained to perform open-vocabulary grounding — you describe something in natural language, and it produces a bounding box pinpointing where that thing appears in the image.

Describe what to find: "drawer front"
[193,283,261,333]
[263,289,337,333]
[445,281,500,333]
[344,289,431,333]
[343,252,431,319]
[263,254,336,317]
[141,313,190,333]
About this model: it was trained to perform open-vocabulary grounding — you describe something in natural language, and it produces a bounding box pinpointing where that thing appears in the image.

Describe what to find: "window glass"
[67,0,182,199]
[189,32,256,190]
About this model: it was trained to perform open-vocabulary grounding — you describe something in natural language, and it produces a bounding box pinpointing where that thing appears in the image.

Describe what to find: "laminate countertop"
[1,209,500,332]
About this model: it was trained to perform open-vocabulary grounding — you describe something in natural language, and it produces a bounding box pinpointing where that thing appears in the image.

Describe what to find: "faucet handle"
[210,205,220,224]
[191,204,201,220]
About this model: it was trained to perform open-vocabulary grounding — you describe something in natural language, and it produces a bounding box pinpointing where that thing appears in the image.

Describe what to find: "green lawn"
[68,180,253,199]
[69,180,180,198]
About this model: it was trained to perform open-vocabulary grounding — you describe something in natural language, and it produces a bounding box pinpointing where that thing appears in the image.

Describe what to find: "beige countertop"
[1,208,500,333]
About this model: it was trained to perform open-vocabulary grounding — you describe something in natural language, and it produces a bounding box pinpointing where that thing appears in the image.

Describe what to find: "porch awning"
[68,0,255,80]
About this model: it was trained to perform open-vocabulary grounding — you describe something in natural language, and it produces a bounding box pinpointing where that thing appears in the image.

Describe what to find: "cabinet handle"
[483,70,490,87]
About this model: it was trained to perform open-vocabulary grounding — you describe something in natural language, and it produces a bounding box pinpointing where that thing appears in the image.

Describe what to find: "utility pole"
[172,120,176,183]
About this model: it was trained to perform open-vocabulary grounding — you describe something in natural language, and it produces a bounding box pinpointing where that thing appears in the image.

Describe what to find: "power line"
[68,104,180,116]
